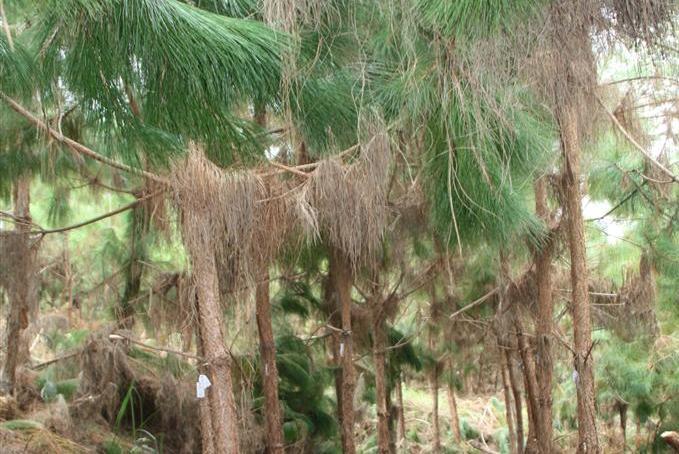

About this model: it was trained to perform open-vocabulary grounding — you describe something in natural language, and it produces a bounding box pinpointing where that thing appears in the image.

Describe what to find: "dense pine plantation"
[0,1,678,453]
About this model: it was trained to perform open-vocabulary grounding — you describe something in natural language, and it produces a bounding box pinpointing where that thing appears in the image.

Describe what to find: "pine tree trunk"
[505,349,524,454]
[396,374,406,446]
[616,400,628,450]
[514,315,541,453]
[252,105,285,454]
[429,283,441,453]
[256,267,285,454]
[329,248,356,454]
[560,104,600,453]
[534,176,555,453]
[373,312,391,454]
[501,356,517,454]
[430,362,441,453]
[196,320,216,454]
[387,381,398,453]
[118,201,148,329]
[192,250,240,453]
[1,176,36,395]
[446,369,462,443]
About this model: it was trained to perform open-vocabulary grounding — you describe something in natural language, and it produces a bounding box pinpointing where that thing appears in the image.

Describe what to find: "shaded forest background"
[0,0,678,453]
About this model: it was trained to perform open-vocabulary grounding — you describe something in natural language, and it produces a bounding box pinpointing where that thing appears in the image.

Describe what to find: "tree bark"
[329,248,356,454]
[501,356,517,454]
[559,103,600,453]
[196,319,216,454]
[373,314,391,454]
[118,201,148,329]
[255,266,285,454]
[387,381,397,454]
[616,400,628,451]
[396,374,406,446]
[534,176,555,453]
[1,176,37,395]
[430,361,441,453]
[514,315,541,453]
[192,250,240,453]
[446,362,462,444]
[252,104,285,454]
[505,349,524,454]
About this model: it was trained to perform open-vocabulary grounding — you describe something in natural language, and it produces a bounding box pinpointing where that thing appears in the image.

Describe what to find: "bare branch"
[0,93,169,185]
[597,95,678,183]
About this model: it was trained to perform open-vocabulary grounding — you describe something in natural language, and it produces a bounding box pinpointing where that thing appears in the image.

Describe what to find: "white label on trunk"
[265,364,269,376]
[339,342,344,357]
[196,374,212,398]
[198,374,212,388]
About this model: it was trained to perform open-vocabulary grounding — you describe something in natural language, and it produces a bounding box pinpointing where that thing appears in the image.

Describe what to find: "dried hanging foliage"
[263,0,326,32]
[605,0,677,46]
[506,270,539,314]
[525,0,600,134]
[73,335,201,453]
[613,90,648,147]
[147,272,197,346]
[614,253,660,340]
[306,131,392,266]
[590,254,659,340]
[521,0,677,135]
[139,179,171,238]
[172,146,295,289]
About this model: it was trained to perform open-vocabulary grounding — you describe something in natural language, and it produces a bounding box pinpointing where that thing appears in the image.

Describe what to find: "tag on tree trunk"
[340,342,344,357]
[196,374,212,398]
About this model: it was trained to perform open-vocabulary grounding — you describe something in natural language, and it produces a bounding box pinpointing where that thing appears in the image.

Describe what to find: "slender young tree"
[329,247,357,454]
[533,176,555,452]
[253,105,285,454]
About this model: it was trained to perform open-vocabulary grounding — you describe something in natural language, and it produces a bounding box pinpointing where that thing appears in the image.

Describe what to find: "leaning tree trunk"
[255,267,285,454]
[534,176,555,453]
[514,314,542,453]
[329,247,356,454]
[1,176,37,395]
[560,104,600,453]
[501,356,517,454]
[190,248,240,453]
[253,105,285,454]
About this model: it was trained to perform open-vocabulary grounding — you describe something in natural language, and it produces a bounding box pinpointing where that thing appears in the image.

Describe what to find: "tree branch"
[448,287,499,320]
[0,93,169,185]
[585,187,640,222]
[597,95,678,183]
[33,191,160,236]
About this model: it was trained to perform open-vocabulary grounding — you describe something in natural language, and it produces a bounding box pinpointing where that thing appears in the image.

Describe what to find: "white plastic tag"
[198,374,212,388]
[196,374,212,398]
[339,342,344,357]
